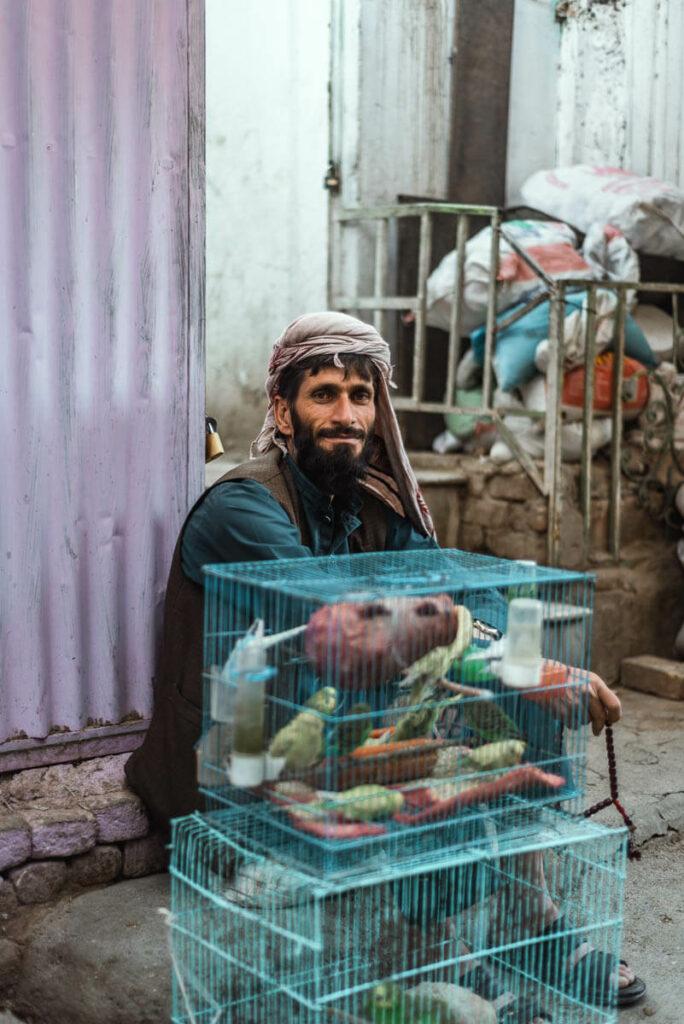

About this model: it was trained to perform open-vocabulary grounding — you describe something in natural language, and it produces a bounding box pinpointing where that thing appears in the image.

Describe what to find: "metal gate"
[332,202,684,564]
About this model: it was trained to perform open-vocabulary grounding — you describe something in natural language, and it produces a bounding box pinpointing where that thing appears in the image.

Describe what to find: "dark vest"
[124,449,388,831]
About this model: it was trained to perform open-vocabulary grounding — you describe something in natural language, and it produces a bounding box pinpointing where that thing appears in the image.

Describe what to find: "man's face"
[273,367,376,493]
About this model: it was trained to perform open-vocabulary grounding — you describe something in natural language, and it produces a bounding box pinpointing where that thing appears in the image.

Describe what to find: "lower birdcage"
[168,807,626,1024]
[199,549,595,874]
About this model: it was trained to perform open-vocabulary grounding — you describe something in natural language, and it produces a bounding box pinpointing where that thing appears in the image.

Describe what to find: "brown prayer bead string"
[583,724,641,860]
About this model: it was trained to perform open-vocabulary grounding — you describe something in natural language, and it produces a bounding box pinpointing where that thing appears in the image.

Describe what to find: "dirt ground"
[583,688,684,1024]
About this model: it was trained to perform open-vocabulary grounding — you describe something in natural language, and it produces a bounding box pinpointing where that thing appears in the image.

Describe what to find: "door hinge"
[323,161,340,193]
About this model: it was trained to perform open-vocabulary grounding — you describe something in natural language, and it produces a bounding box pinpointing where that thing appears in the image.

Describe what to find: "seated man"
[125,310,642,1011]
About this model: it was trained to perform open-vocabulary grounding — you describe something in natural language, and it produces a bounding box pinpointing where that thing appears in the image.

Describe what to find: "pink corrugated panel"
[0,0,205,744]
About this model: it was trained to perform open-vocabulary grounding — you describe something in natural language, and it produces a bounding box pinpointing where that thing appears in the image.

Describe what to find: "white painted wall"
[206,0,331,454]
[506,0,560,205]
[331,0,455,305]
[556,0,684,188]
[207,0,457,452]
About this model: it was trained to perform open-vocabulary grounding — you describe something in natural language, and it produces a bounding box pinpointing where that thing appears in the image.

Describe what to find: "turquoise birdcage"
[198,549,595,873]
[168,807,626,1024]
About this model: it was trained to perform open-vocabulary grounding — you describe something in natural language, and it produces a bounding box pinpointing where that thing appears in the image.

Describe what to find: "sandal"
[460,961,552,1023]
[509,915,645,1008]
[616,959,647,1008]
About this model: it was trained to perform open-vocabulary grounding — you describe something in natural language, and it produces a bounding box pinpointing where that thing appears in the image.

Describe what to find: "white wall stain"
[556,0,684,187]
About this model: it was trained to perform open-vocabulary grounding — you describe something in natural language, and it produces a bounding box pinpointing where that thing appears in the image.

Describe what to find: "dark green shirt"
[181,455,436,584]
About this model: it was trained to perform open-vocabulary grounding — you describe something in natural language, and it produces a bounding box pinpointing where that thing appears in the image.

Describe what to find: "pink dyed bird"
[304,594,460,690]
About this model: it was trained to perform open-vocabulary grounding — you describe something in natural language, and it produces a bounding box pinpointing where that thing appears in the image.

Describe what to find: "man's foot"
[532,916,646,1008]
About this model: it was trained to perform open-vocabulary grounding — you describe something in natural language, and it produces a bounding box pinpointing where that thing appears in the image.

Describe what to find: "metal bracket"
[323,161,340,193]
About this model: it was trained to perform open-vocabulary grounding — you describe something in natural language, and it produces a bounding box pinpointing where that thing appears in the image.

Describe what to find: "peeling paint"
[556,0,684,188]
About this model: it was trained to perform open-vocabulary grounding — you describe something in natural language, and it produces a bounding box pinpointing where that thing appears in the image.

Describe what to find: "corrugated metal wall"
[557,0,684,189]
[0,1,204,746]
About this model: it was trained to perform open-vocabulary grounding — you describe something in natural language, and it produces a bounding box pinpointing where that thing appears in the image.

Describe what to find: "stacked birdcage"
[169,549,627,1023]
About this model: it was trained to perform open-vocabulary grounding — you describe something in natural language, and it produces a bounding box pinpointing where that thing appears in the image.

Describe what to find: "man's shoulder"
[217,449,286,487]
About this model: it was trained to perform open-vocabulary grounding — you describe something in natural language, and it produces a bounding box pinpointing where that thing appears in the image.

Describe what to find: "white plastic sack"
[582,222,640,291]
[426,220,593,334]
[490,374,613,463]
[534,288,619,376]
[522,165,684,260]
[633,305,675,362]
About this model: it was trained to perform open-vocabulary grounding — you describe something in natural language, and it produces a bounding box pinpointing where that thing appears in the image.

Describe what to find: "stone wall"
[0,755,165,994]
[412,453,684,684]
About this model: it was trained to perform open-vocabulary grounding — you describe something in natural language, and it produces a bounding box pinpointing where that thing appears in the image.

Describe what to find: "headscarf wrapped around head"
[251,311,435,538]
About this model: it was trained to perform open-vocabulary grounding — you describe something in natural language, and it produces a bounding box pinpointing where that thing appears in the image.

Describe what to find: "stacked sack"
[428,165,684,461]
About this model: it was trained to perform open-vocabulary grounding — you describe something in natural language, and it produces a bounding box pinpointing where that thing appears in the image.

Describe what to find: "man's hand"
[527,662,622,734]
[582,669,622,736]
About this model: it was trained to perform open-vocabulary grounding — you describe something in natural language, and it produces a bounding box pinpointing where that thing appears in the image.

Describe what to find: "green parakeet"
[297,784,404,822]
[366,983,439,1024]
[401,606,475,704]
[461,698,521,744]
[268,687,337,771]
[330,702,372,756]
[387,607,475,743]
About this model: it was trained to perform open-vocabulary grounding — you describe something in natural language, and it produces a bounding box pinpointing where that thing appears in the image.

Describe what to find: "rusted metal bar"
[545,288,565,564]
[672,292,682,372]
[558,278,684,293]
[580,284,597,562]
[609,292,626,559]
[491,412,546,494]
[496,290,549,333]
[444,214,468,406]
[500,228,557,292]
[373,218,388,337]
[412,211,433,403]
[393,396,545,419]
[482,211,500,407]
[336,201,498,222]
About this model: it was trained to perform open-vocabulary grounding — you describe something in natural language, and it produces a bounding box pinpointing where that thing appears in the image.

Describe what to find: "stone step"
[11,875,170,1024]
[621,655,684,701]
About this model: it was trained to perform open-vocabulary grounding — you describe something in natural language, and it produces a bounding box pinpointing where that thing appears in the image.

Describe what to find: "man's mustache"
[317,428,366,441]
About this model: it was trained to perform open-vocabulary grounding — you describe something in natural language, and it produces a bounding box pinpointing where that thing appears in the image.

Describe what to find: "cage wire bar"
[333,203,684,565]
[197,549,595,876]
[168,807,626,1024]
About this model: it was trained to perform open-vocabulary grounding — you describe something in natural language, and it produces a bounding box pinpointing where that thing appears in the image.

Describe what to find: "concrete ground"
[2,688,682,1024]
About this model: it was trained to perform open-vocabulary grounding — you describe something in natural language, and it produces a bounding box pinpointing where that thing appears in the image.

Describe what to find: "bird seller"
[125,311,643,1010]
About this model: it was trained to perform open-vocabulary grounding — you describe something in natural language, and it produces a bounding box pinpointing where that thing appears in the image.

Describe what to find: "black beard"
[291,410,372,498]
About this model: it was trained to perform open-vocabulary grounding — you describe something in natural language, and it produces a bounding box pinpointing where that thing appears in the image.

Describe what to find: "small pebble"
[642,1007,656,1017]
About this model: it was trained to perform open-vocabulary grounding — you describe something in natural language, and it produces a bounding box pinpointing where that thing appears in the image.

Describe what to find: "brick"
[9,860,66,904]
[460,523,484,552]
[485,528,546,563]
[0,879,19,918]
[0,817,31,873]
[0,937,21,989]
[462,497,510,529]
[22,806,96,859]
[85,790,149,843]
[527,502,548,534]
[122,834,167,879]
[468,473,486,497]
[0,754,130,807]
[488,473,537,502]
[620,655,684,701]
[68,844,122,887]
